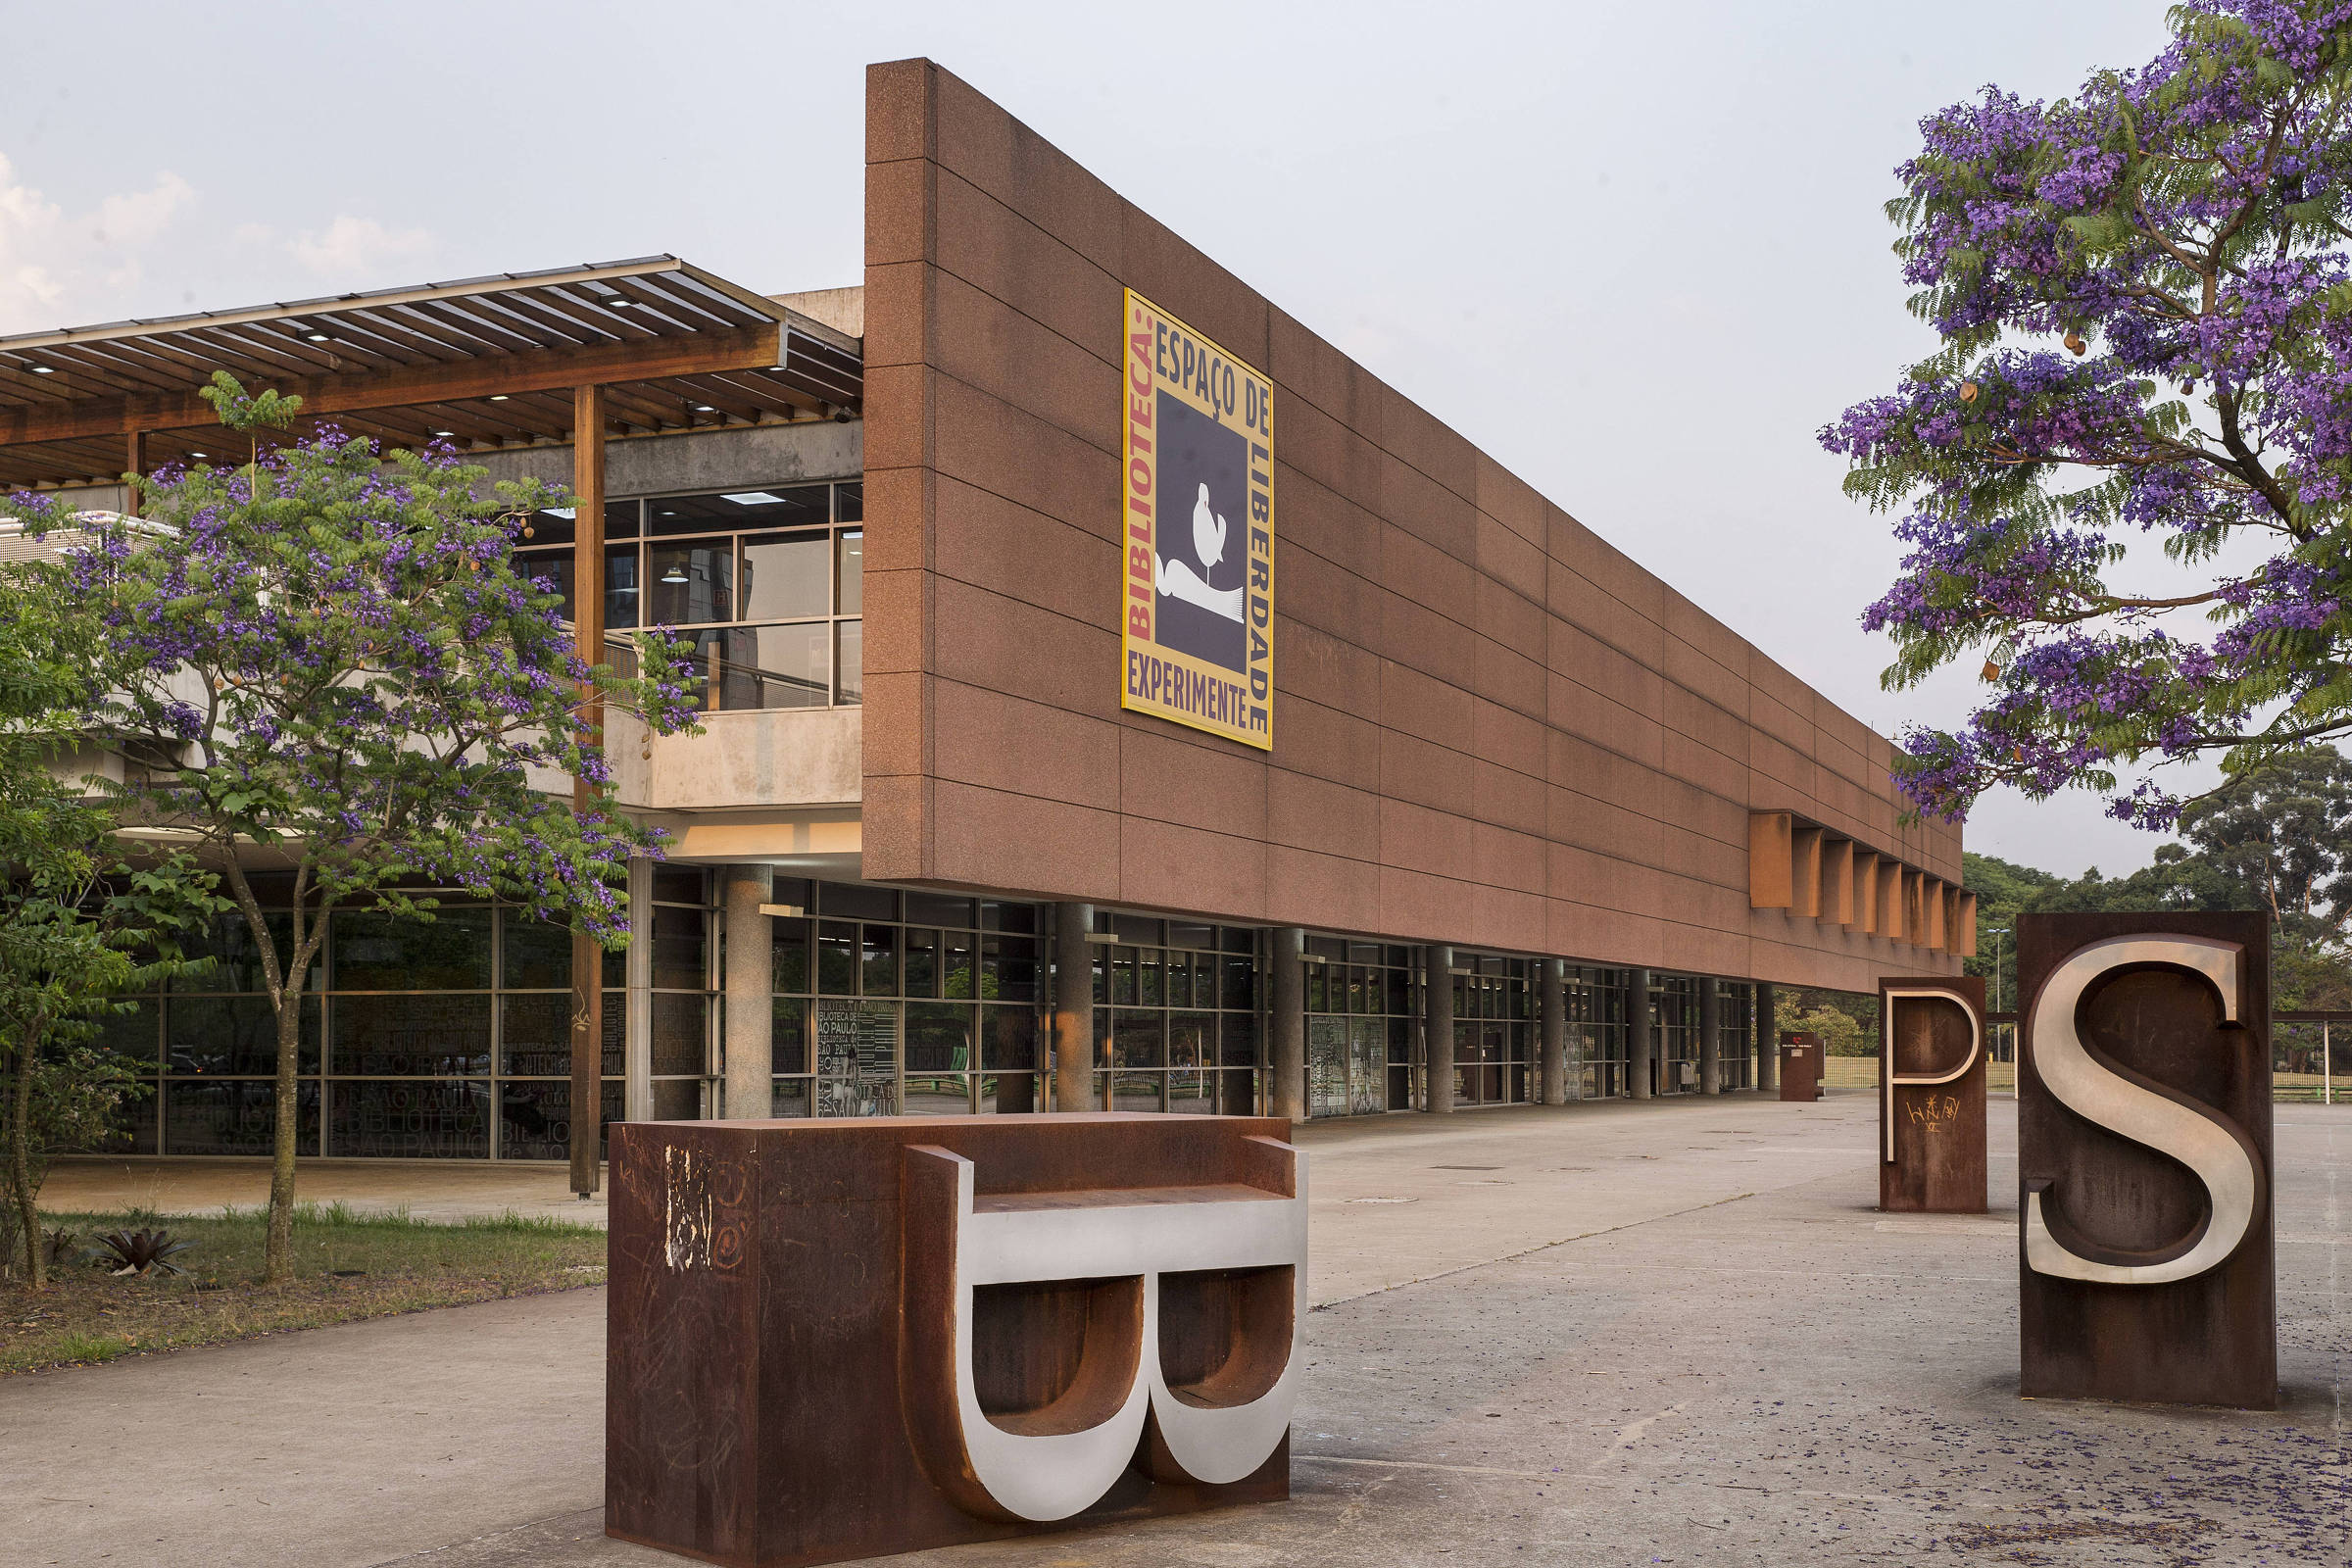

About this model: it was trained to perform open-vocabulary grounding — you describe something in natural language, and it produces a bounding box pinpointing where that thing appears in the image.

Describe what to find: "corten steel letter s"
[1877,975,1986,1213]
[2015,912,2276,1409]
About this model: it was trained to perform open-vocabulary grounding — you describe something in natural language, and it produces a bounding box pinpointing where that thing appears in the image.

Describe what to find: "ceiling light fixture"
[723,491,785,506]
[307,331,331,343]
[693,404,715,413]
[434,429,455,437]
[660,564,689,585]
[189,451,208,459]
[29,365,54,374]
[489,394,510,402]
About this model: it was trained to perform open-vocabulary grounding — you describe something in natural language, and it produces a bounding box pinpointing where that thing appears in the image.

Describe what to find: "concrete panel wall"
[861,58,1958,991]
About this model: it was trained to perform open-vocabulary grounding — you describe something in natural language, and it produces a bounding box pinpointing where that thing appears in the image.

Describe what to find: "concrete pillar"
[624,857,654,1123]
[1698,977,1722,1095]
[1052,903,1096,1111]
[1269,927,1306,1120]
[721,864,773,1119]
[1756,981,1779,1094]
[1628,967,1653,1100]
[1539,958,1566,1104]
[1424,946,1454,1113]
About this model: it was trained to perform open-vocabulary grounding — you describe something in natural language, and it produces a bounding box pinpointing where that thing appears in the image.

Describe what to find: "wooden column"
[722,865,774,1117]
[568,384,609,1198]
[1052,904,1096,1111]
[124,429,146,516]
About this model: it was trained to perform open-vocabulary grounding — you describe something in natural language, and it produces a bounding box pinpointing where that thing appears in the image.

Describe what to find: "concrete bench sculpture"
[607,1113,1306,1565]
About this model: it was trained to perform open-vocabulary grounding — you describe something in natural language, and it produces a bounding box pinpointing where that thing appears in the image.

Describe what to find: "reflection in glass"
[167,1079,318,1156]
[835,620,862,705]
[501,993,569,1076]
[498,1080,573,1159]
[817,922,857,995]
[739,530,830,619]
[836,530,862,615]
[331,1080,489,1158]
[606,543,641,629]
[331,906,494,991]
[647,540,734,626]
[651,906,707,990]
[331,993,491,1075]
[1112,1072,1162,1113]
[168,996,318,1075]
[503,911,570,990]
[862,924,899,997]
[652,994,707,1076]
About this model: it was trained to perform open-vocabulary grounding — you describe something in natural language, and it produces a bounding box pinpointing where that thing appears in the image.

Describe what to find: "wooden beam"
[569,383,610,1200]
[0,322,779,446]
[1818,837,1854,926]
[1748,811,1793,909]
[1790,824,1823,920]
[124,429,144,516]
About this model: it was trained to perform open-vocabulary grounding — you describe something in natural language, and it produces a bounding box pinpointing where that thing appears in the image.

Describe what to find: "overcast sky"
[1,0,2197,877]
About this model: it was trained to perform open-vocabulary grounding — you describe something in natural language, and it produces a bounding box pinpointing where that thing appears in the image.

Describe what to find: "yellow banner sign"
[1119,289,1274,750]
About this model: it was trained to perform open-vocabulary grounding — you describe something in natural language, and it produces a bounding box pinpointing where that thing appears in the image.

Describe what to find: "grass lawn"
[1,1202,606,1377]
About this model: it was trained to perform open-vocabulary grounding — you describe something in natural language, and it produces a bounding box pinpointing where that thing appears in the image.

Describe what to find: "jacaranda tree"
[13,375,699,1282]
[0,545,220,1287]
[1823,2,2352,828]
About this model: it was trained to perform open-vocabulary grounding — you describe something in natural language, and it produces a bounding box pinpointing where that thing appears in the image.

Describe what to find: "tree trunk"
[8,1014,49,1289]
[264,986,300,1283]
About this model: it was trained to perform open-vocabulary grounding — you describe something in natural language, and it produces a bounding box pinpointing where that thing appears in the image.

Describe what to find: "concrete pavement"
[4,1092,2345,1566]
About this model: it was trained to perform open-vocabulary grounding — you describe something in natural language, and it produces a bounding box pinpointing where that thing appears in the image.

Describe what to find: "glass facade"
[78,858,1773,1155]
[1090,914,1260,1114]
[89,871,671,1159]
[1303,939,1414,1117]
[1567,964,1633,1100]
[1451,955,1536,1106]
[515,482,863,711]
[767,880,1045,1117]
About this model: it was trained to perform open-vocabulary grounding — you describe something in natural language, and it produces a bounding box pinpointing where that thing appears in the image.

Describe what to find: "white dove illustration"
[1191,482,1226,569]
[1154,480,1246,623]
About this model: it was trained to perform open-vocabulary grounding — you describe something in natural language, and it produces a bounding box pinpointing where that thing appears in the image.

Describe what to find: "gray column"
[1052,903,1096,1111]
[721,864,773,1119]
[1756,981,1779,1094]
[1270,927,1306,1121]
[1539,958,1566,1104]
[624,857,654,1122]
[1628,967,1653,1100]
[1698,977,1722,1095]
[1424,946,1454,1113]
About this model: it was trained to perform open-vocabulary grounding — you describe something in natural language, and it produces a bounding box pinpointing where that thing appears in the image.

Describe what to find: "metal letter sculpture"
[607,1114,1303,1567]
[1877,975,1986,1213]
[2016,912,2275,1409]
[1778,1032,1824,1102]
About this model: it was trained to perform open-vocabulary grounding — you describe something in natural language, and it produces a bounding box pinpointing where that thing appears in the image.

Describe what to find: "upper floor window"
[516,482,862,710]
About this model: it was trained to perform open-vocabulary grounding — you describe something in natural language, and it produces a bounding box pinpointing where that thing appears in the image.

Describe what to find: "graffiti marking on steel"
[1881,988,1982,1163]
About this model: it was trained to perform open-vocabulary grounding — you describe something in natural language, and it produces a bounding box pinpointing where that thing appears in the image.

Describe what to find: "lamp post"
[1984,926,2013,1098]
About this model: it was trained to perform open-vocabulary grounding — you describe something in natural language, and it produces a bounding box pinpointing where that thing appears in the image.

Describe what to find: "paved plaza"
[5,1093,2345,1567]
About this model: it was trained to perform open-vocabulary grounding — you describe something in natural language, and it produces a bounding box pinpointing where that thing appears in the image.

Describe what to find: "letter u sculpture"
[607,1114,1305,1566]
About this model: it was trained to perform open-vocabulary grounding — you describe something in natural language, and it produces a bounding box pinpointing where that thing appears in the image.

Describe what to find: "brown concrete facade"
[859,58,1960,995]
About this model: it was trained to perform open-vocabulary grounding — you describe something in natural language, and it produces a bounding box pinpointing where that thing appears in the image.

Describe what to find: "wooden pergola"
[0,257,862,1194]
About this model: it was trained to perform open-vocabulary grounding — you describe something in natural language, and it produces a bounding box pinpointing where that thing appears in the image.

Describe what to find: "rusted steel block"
[607,1114,1304,1566]
[1778,1033,1825,1102]
[1877,975,1987,1213]
[2016,912,2275,1409]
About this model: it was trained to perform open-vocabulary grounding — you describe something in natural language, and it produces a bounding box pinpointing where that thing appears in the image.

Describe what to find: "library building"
[0,61,1968,1170]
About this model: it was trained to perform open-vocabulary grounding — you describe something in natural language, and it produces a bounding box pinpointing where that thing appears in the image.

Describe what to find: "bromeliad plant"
[1822,3,2352,828]
[11,374,703,1284]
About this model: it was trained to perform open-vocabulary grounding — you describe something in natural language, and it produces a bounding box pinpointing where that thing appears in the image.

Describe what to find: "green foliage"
[0,550,223,1285]
[1774,989,1879,1056]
